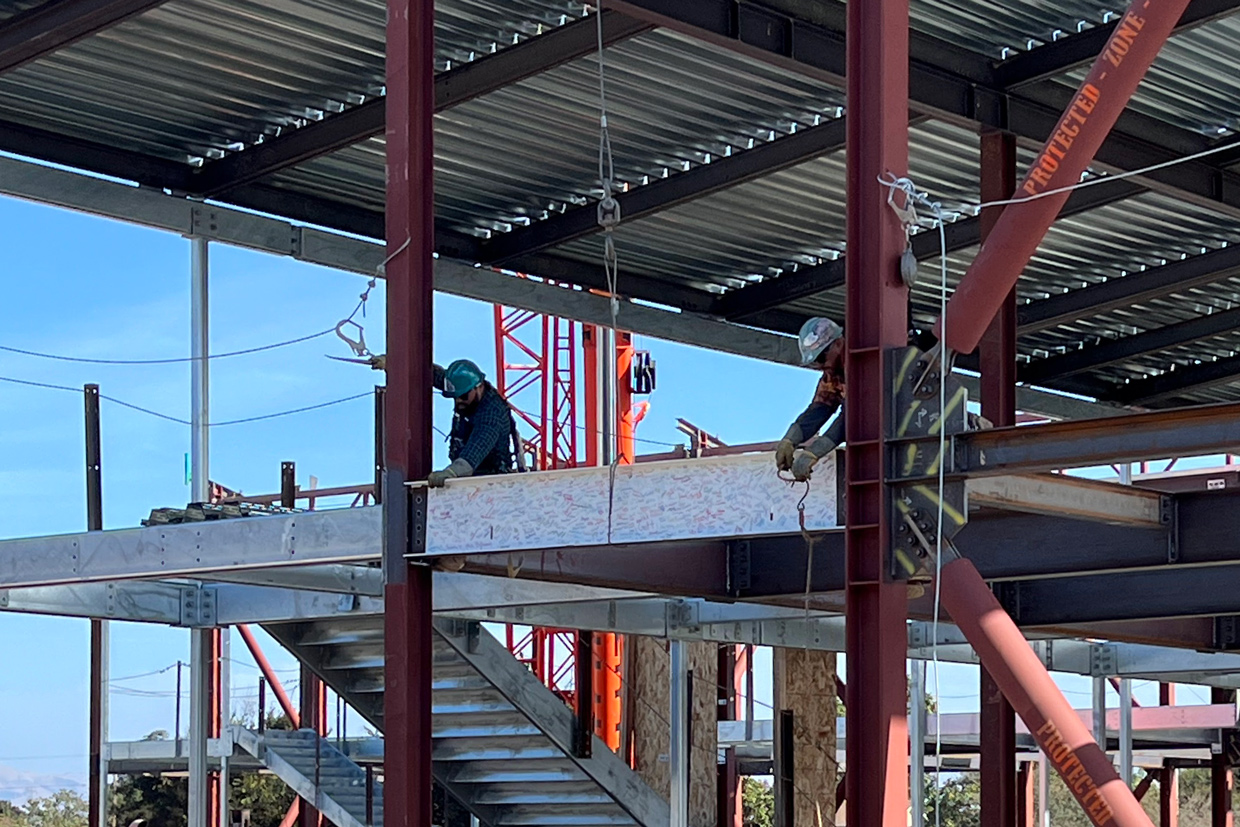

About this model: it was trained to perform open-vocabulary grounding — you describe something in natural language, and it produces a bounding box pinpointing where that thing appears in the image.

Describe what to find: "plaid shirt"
[791,356,846,442]
[449,384,516,473]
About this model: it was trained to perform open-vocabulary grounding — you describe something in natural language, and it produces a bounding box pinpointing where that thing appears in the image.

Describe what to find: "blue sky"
[0,192,1217,797]
[0,192,827,795]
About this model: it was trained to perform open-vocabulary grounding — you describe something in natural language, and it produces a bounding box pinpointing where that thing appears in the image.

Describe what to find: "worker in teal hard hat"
[429,359,522,488]
[775,317,846,483]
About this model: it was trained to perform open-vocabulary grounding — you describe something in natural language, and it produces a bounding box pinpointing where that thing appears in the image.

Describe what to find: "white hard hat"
[797,317,843,365]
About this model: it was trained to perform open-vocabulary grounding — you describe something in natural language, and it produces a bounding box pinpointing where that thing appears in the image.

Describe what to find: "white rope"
[878,173,949,827]
[931,198,948,827]
[952,139,1240,217]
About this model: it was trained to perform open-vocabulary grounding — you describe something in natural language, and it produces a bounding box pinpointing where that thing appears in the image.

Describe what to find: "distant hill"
[0,765,85,806]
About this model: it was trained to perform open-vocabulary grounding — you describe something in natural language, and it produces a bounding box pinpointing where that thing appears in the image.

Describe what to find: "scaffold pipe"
[938,557,1153,827]
[934,0,1192,355]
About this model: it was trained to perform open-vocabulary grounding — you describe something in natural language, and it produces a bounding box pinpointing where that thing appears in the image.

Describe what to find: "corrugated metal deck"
[1,0,1239,405]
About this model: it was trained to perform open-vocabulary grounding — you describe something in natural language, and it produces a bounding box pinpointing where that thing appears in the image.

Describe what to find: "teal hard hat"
[442,359,486,399]
[797,317,843,365]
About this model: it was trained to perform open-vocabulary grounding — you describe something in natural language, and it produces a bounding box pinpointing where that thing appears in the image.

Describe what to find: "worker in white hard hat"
[775,317,847,482]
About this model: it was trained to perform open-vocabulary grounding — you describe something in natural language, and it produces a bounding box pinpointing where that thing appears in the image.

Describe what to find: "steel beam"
[670,639,689,827]
[204,564,384,596]
[910,662,927,827]
[1018,243,1240,337]
[0,117,192,190]
[711,176,1144,322]
[188,629,211,827]
[188,11,651,196]
[994,0,1240,87]
[0,506,382,589]
[1212,688,1234,827]
[977,134,1021,827]
[0,0,171,76]
[1108,353,1240,407]
[964,474,1166,528]
[1000,565,1240,625]
[456,539,730,596]
[485,115,848,265]
[383,0,436,826]
[943,401,1240,479]
[841,0,910,823]
[1022,306,1240,385]
[0,154,1141,420]
[12,483,1240,599]
[609,0,1240,222]
[86,384,109,827]
[0,581,185,623]
[1161,685,1180,827]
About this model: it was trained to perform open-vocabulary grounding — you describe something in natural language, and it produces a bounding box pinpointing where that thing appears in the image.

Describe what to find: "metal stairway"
[262,615,669,827]
[233,726,382,827]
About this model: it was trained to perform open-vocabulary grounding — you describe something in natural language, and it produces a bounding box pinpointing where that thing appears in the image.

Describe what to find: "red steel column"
[935,0,1193,355]
[1159,684,1178,827]
[843,0,910,822]
[1212,688,1233,827]
[1017,763,1036,827]
[383,0,435,821]
[979,128,1019,827]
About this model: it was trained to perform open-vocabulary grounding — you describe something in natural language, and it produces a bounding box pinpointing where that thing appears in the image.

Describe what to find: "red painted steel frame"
[842,0,910,822]
[1160,684,1179,827]
[238,625,300,727]
[935,0,1194,355]
[979,128,1019,827]
[383,0,435,821]
[939,558,1153,827]
[1212,688,1233,827]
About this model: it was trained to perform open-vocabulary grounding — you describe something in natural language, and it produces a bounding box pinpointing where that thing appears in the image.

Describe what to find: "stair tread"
[261,623,667,827]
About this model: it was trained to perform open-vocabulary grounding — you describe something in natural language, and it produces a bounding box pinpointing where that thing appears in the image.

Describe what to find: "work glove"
[428,458,474,488]
[790,435,837,482]
[775,424,802,472]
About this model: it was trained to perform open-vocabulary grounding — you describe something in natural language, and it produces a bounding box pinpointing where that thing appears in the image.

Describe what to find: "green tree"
[922,774,980,827]
[0,800,27,827]
[110,775,187,827]
[229,774,295,827]
[742,778,774,827]
[22,791,86,827]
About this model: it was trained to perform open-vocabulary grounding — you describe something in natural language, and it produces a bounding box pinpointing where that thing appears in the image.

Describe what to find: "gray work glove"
[428,458,473,488]
[790,435,837,482]
[775,424,803,472]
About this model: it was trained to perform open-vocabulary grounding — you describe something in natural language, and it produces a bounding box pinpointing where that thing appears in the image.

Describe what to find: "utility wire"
[0,375,369,427]
[0,329,334,365]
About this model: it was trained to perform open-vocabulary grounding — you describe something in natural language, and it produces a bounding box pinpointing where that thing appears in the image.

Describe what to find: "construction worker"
[775,317,846,482]
[428,359,521,487]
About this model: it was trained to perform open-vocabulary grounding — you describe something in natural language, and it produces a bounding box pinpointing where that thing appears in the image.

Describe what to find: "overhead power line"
[0,328,334,365]
[0,375,370,427]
